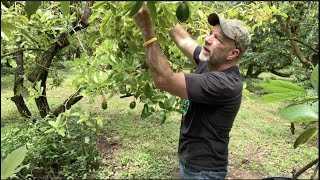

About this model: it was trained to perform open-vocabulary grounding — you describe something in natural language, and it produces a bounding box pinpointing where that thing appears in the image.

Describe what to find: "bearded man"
[134,4,250,179]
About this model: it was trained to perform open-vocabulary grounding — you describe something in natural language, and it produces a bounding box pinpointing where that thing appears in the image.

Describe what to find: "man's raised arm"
[169,24,198,65]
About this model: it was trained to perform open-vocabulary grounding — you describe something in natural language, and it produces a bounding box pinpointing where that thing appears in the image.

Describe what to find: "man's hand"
[133,4,155,41]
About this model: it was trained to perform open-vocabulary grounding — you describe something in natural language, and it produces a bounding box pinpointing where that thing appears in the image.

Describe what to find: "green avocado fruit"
[101,101,108,110]
[129,101,136,109]
[176,2,190,23]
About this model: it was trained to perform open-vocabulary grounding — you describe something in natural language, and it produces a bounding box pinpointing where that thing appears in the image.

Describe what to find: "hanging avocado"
[129,101,136,109]
[176,2,190,23]
[101,100,108,110]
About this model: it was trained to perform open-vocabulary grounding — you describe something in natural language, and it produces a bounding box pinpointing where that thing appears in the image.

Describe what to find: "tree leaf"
[19,28,38,44]
[8,59,17,68]
[1,145,27,179]
[60,1,70,17]
[144,83,153,99]
[293,128,318,149]
[96,118,103,128]
[280,104,318,123]
[258,80,307,93]
[92,1,107,10]
[24,1,42,19]
[147,1,157,22]
[141,104,151,119]
[20,86,30,99]
[110,3,117,15]
[311,64,318,93]
[84,136,90,144]
[12,163,30,175]
[242,88,254,100]
[48,120,57,128]
[159,111,167,125]
[57,128,66,137]
[128,1,144,17]
[164,96,176,109]
[1,21,15,35]
[261,93,304,103]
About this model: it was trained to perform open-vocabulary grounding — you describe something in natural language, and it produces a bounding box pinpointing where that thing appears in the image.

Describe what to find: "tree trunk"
[245,64,262,78]
[10,50,31,118]
[25,1,94,118]
[34,70,51,118]
[246,64,254,77]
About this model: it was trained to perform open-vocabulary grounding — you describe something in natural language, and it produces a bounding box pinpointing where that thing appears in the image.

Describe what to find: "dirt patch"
[96,132,121,166]
[227,152,265,179]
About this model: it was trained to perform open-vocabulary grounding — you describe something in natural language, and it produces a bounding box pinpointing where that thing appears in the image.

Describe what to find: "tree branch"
[281,38,318,54]
[275,15,311,69]
[120,93,134,98]
[269,69,292,77]
[53,89,83,117]
[293,158,318,180]
[1,48,48,58]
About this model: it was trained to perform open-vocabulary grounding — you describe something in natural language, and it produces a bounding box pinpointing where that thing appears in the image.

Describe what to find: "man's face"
[199,25,236,65]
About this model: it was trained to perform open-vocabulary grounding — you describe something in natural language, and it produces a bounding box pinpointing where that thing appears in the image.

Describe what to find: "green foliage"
[257,80,308,103]
[24,1,42,19]
[1,145,29,179]
[128,1,143,17]
[280,103,318,123]
[259,64,318,149]
[60,1,70,17]
[1,108,102,178]
[293,128,318,149]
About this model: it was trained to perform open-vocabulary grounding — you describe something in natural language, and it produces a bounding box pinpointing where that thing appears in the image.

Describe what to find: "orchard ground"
[1,67,318,179]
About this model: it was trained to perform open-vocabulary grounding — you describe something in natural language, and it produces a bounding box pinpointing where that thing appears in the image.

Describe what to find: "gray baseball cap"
[208,13,250,55]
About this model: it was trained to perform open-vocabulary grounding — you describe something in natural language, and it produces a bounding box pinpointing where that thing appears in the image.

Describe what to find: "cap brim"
[208,13,220,26]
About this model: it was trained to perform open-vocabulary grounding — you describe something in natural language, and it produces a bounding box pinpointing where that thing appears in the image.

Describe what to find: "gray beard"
[199,50,228,66]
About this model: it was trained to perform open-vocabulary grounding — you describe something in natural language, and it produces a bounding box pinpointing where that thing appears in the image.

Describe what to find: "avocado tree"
[1,1,287,122]
[258,64,318,179]
[226,1,318,80]
[1,1,94,118]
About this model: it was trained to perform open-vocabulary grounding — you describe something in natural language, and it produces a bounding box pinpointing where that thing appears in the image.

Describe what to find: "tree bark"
[269,69,292,77]
[246,63,262,78]
[34,70,50,118]
[53,90,83,117]
[275,15,311,69]
[10,50,32,118]
[26,1,94,118]
[293,158,318,180]
[246,64,254,77]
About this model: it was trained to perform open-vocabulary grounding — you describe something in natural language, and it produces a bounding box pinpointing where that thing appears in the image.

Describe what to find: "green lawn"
[1,68,318,179]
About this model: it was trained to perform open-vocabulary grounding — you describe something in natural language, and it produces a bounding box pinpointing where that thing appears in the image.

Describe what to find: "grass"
[1,67,318,179]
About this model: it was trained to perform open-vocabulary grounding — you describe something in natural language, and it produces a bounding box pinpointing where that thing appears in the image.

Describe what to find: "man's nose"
[204,35,213,45]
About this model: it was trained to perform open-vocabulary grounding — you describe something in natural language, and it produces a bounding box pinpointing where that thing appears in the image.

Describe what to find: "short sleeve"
[184,72,242,104]
[193,46,202,66]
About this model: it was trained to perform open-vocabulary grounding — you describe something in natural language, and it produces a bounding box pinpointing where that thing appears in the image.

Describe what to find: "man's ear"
[227,49,240,60]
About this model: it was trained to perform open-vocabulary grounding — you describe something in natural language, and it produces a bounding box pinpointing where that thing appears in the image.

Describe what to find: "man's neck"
[207,61,237,72]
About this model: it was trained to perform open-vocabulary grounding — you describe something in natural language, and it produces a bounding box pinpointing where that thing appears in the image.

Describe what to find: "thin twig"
[310,162,319,180]
[1,48,49,58]
[281,38,318,54]
[120,93,134,98]
[293,158,319,180]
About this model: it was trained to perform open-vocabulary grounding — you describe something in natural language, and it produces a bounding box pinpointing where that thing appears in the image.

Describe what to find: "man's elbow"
[154,78,167,91]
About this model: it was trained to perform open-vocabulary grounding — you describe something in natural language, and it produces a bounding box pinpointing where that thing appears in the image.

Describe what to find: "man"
[134,4,250,180]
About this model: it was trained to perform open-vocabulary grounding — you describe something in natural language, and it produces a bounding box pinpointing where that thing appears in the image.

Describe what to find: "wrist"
[142,32,156,42]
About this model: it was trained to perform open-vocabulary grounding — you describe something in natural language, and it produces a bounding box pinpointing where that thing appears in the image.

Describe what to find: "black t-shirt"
[178,46,243,172]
